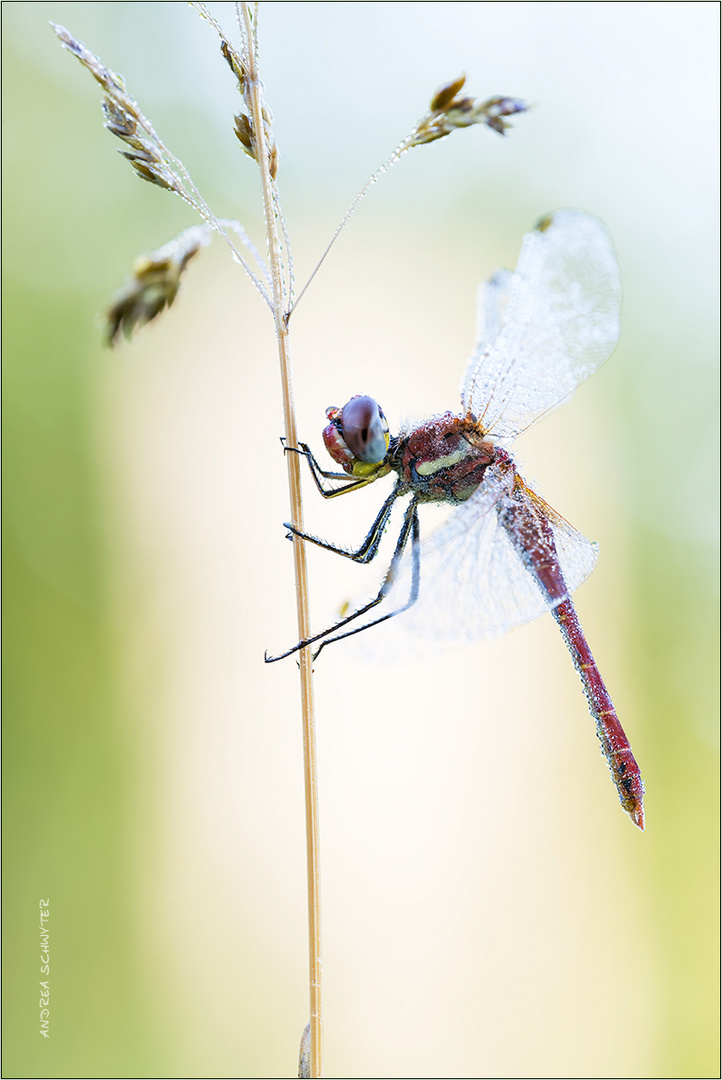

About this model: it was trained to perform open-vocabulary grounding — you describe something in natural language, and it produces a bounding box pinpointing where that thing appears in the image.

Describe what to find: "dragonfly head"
[323,395,390,477]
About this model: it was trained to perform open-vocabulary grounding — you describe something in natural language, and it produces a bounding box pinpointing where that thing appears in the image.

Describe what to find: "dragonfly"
[267,209,645,830]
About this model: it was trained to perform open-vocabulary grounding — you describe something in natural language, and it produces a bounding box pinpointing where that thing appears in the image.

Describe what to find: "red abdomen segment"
[552,599,645,830]
[499,482,645,830]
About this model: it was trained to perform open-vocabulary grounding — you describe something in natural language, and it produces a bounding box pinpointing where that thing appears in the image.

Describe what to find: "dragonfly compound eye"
[340,396,389,464]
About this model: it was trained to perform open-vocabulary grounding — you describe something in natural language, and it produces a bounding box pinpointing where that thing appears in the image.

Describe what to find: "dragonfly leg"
[311,502,421,661]
[284,485,401,564]
[265,498,419,663]
[285,442,372,497]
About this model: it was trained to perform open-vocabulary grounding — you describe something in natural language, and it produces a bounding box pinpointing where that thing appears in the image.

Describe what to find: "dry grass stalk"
[230,3,323,1073]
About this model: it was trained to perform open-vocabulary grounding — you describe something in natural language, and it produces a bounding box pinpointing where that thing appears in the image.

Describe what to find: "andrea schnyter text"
[39,898,50,1037]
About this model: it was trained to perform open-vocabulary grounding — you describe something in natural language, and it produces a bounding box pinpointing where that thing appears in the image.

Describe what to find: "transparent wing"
[460,209,621,440]
[473,268,514,354]
[344,464,599,661]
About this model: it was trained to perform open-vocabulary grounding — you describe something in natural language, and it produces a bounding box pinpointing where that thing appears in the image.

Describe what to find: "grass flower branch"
[290,75,528,313]
[103,219,271,345]
[51,21,274,307]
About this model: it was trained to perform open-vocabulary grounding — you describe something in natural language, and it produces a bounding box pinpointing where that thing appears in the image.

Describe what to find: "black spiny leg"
[284,484,402,565]
[311,498,421,660]
[286,442,378,498]
[265,497,420,663]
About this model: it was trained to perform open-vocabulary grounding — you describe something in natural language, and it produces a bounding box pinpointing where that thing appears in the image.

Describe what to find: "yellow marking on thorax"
[416,448,469,477]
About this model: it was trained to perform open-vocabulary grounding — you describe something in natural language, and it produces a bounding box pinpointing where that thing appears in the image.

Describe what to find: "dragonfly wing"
[349,465,599,660]
[460,209,621,440]
[469,268,514,356]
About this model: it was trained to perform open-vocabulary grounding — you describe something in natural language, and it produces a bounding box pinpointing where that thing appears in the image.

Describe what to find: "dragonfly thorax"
[393,413,501,505]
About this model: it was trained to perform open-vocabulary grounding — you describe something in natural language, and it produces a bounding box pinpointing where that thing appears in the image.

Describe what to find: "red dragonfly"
[267,209,645,830]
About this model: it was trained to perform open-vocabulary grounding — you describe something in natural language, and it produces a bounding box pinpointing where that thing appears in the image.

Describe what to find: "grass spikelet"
[410,78,528,145]
[51,23,188,195]
[103,226,209,345]
[193,4,280,181]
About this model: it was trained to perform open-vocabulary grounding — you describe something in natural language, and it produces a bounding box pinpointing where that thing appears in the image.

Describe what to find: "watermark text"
[39,899,50,1038]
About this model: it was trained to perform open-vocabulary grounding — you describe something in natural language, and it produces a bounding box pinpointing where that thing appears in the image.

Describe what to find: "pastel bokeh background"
[3,3,719,1077]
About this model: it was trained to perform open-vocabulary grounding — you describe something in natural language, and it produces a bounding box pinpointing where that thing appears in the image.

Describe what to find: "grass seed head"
[51,23,187,195]
[410,82,529,147]
[103,228,206,345]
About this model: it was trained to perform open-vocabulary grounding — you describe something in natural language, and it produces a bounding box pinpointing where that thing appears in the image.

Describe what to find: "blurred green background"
[3,3,719,1077]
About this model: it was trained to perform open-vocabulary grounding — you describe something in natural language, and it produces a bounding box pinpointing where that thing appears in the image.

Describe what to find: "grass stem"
[240,4,323,1075]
